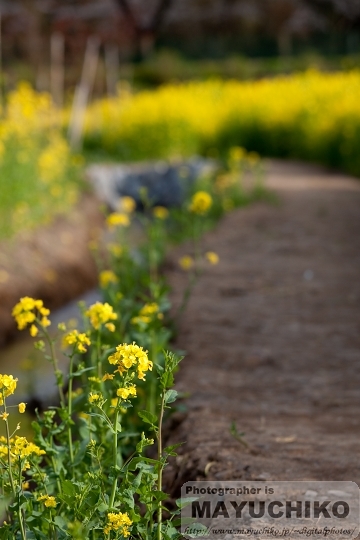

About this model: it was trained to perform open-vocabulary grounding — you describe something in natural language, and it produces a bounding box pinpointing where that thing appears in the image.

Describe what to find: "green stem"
[18,459,27,540]
[67,354,74,467]
[109,409,119,509]
[149,330,158,416]
[96,330,102,379]
[3,397,26,540]
[43,327,65,407]
[157,391,166,540]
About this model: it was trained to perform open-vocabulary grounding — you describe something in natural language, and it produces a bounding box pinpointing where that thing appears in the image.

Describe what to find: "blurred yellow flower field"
[83,70,360,175]
[0,83,82,239]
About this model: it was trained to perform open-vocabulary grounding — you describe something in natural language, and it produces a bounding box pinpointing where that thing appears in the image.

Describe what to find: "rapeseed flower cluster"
[131,302,163,325]
[119,196,136,213]
[85,302,117,331]
[153,206,169,219]
[106,212,130,228]
[116,384,137,400]
[108,342,153,381]
[63,330,91,353]
[12,297,50,335]
[0,435,45,461]
[0,374,18,404]
[189,191,212,215]
[104,512,132,536]
[99,270,118,288]
[37,495,57,508]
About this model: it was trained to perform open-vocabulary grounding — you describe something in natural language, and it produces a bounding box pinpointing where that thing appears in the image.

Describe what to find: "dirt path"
[164,160,360,493]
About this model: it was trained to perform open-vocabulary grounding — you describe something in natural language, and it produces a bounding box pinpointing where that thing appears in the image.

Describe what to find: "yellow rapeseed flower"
[99,270,118,288]
[0,374,18,405]
[12,297,51,334]
[108,342,152,381]
[106,212,130,228]
[38,495,57,508]
[153,206,169,219]
[131,303,161,326]
[89,392,101,404]
[116,385,137,400]
[189,191,212,215]
[119,196,136,213]
[18,402,26,414]
[104,512,132,536]
[11,436,45,458]
[0,412,9,421]
[63,330,91,353]
[179,255,194,271]
[205,251,219,265]
[85,302,117,330]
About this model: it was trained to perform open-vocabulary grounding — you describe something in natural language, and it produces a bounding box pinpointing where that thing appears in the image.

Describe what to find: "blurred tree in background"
[1,0,360,91]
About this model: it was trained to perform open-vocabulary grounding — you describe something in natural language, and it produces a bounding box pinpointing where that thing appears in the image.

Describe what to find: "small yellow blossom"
[189,191,212,215]
[131,303,161,326]
[108,244,123,257]
[63,330,91,354]
[153,206,169,219]
[104,512,132,536]
[108,342,152,381]
[205,251,219,265]
[99,270,118,288]
[106,212,130,228]
[40,316,51,328]
[38,495,57,508]
[88,376,101,384]
[105,322,116,332]
[179,255,194,271]
[12,297,51,333]
[102,373,115,381]
[18,403,26,414]
[22,481,30,490]
[89,393,101,404]
[7,436,45,459]
[85,302,117,330]
[119,196,136,213]
[30,324,38,337]
[116,385,137,400]
[0,412,9,421]
[0,374,18,405]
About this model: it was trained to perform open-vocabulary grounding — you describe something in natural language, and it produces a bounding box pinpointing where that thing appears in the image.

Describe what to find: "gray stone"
[86,157,217,211]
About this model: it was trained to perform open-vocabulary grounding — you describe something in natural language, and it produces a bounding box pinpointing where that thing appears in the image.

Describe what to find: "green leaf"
[176,497,199,509]
[61,480,76,497]
[164,389,178,404]
[138,410,157,426]
[164,442,183,456]
[54,516,68,532]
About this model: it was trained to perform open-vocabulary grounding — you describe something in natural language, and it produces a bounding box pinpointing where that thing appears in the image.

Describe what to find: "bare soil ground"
[0,195,104,345]
[164,160,360,494]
